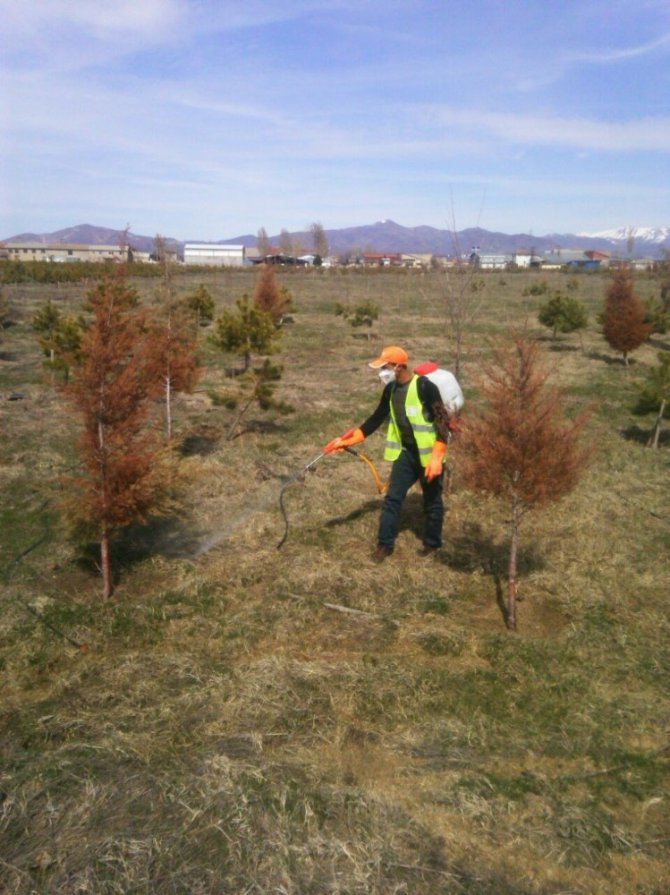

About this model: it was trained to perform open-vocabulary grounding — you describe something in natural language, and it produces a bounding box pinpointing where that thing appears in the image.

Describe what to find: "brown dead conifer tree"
[602,267,652,365]
[146,307,201,440]
[253,265,292,325]
[65,274,168,598]
[458,338,592,630]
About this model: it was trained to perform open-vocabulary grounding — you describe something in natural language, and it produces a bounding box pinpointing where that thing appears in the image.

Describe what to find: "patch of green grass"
[418,631,463,656]
[455,769,548,801]
[420,594,451,614]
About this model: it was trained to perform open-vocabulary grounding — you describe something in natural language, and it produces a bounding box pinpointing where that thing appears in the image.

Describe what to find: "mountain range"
[4,220,670,259]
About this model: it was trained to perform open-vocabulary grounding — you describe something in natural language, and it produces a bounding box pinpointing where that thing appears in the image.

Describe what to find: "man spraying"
[324,345,453,561]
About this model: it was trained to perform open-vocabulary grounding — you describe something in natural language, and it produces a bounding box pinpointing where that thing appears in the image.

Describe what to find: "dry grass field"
[1,265,669,894]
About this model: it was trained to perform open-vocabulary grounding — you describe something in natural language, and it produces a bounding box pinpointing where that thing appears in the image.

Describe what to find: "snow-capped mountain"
[579,226,670,245]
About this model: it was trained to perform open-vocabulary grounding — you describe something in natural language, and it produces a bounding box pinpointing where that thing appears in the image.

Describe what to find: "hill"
[4,220,670,258]
[226,220,670,258]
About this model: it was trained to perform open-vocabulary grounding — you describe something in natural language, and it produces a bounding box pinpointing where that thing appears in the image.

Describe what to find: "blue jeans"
[377,447,444,550]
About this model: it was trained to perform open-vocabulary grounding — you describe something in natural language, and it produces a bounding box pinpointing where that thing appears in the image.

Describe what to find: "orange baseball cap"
[368,346,409,368]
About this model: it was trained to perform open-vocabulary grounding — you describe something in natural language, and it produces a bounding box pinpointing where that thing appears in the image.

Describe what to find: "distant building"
[585,250,610,263]
[541,248,607,270]
[471,252,512,270]
[5,242,129,263]
[184,243,245,266]
[630,258,656,270]
[513,249,542,268]
[361,251,403,267]
[245,247,261,263]
[401,253,433,268]
[251,253,308,266]
[4,242,177,264]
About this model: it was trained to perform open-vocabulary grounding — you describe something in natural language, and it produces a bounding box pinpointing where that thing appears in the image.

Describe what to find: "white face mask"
[378,368,396,386]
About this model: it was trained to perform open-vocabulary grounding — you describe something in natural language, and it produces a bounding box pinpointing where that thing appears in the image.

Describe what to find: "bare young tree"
[146,307,201,441]
[257,227,271,257]
[440,267,487,377]
[279,229,293,256]
[310,221,329,259]
[424,220,486,377]
[118,223,133,263]
[458,337,592,630]
[153,233,176,306]
[427,201,490,376]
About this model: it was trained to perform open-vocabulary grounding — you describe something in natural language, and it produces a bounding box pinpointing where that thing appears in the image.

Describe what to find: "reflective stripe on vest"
[384,375,437,467]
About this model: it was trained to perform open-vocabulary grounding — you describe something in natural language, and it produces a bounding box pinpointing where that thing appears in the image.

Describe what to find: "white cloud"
[427,108,670,153]
[0,0,184,42]
[569,31,670,64]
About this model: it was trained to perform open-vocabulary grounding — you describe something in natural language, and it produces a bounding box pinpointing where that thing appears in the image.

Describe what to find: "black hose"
[276,483,292,550]
[276,452,326,549]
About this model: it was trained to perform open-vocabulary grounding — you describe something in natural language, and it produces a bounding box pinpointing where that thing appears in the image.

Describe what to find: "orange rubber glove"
[424,440,447,482]
[324,427,365,454]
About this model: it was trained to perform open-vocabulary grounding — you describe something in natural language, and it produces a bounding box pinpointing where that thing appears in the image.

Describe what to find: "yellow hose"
[344,447,389,494]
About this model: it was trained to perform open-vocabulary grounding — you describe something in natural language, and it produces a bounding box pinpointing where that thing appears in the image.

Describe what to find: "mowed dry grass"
[1,266,669,894]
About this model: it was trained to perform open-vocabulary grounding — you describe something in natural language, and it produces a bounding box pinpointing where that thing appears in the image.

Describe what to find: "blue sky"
[1,0,669,241]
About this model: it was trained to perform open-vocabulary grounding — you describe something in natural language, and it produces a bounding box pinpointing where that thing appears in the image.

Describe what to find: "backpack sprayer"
[276,447,388,549]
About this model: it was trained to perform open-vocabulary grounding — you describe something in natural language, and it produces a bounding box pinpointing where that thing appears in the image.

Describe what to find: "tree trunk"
[97,415,113,598]
[453,330,463,378]
[165,374,172,441]
[227,395,255,440]
[507,501,521,631]
[101,524,113,599]
[648,399,666,449]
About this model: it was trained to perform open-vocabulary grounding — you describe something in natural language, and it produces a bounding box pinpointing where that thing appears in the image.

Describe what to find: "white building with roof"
[184,243,245,266]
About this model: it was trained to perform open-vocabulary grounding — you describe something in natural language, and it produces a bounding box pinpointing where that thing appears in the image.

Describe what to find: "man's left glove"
[324,427,365,454]
[424,440,447,482]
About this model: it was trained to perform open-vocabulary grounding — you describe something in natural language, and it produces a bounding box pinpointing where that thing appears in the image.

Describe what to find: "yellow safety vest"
[384,376,437,467]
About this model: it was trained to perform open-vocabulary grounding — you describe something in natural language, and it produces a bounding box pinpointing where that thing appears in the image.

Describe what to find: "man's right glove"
[324,427,365,454]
